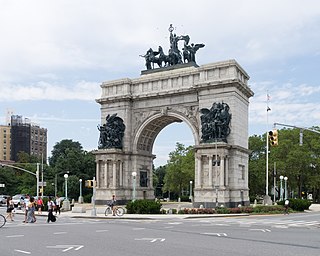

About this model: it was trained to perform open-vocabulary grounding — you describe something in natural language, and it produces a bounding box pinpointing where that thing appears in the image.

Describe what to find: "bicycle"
[104,205,125,216]
[0,213,6,228]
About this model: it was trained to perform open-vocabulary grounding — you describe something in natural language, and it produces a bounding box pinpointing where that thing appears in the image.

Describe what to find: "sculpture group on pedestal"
[98,114,125,149]
[140,24,205,70]
[200,102,232,143]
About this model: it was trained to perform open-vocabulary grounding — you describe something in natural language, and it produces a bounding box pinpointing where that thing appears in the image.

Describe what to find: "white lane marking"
[6,235,25,238]
[53,232,67,235]
[46,245,84,252]
[135,238,165,243]
[62,247,73,252]
[96,229,109,232]
[249,229,271,232]
[14,250,31,254]
[132,228,145,230]
[202,233,227,237]
[75,245,84,251]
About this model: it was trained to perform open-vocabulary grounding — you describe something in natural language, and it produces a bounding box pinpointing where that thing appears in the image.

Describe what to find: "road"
[0,208,319,256]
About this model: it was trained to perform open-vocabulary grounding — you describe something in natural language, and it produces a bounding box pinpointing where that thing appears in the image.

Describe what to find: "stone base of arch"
[93,149,155,205]
[193,143,250,208]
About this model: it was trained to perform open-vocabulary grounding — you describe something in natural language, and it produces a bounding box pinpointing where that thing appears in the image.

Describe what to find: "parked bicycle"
[0,213,6,228]
[104,205,125,216]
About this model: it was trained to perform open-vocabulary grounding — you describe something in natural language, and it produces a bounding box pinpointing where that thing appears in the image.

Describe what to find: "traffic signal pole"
[273,122,320,145]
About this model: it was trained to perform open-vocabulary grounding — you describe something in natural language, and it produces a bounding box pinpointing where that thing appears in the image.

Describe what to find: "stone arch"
[133,111,199,155]
[94,60,254,207]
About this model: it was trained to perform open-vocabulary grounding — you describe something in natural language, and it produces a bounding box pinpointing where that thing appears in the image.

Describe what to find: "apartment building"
[0,125,11,161]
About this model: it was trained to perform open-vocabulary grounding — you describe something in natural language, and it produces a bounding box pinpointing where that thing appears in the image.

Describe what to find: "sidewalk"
[13,203,320,220]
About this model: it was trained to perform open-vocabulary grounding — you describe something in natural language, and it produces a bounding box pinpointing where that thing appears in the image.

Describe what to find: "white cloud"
[0,80,100,101]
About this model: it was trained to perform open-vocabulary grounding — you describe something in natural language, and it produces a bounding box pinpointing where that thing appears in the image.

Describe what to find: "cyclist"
[110,195,117,216]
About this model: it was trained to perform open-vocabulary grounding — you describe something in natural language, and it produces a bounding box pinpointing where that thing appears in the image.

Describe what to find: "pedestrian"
[26,197,36,223]
[5,196,14,221]
[36,196,44,214]
[55,195,61,215]
[284,199,289,215]
[110,194,117,216]
[22,194,30,223]
[47,197,56,223]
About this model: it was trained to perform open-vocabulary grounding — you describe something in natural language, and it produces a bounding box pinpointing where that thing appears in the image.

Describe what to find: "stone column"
[220,155,225,187]
[208,156,213,187]
[225,156,229,186]
[104,161,108,188]
[113,160,117,188]
[96,161,100,188]
[119,161,123,187]
[197,156,202,187]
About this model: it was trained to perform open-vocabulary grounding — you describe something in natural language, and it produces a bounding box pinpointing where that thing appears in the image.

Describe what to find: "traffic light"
[85,180,96,188]
[269,129,278,146]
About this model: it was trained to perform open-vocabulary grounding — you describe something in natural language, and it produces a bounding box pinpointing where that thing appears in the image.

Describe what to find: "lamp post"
[189,180,193,202]
[55,171,69,197]
[280,175,284,201]
[132,171,137,201]
[78,179,83,204]
[284,176,288,200]
[62,173,70,211]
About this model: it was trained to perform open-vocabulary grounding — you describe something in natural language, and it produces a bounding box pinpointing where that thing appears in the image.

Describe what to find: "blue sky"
[0,0,319,167]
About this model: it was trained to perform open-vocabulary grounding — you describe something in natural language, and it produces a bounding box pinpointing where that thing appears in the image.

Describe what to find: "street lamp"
[78,179,83,204]
[284,176,288,200]
[280,175,284,201]
[62,173,70,211]
[55,171,69,197]
[189,180,193,202]
[132,171,137,201]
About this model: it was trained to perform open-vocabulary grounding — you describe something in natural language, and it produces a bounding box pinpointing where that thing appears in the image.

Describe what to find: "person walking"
[55,195,61,215]
[5,196,14,221]
[284,199,290,215]
[26,197,36,223]
[36,196,44,214]
[47,197,56,223]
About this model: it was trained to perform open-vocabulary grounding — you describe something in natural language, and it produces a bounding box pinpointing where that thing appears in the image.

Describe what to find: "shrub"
[252,205,284,213]
[126,199,162,214]
[180,196,191,202]
[288,199,311,211]
[216,207,230,214]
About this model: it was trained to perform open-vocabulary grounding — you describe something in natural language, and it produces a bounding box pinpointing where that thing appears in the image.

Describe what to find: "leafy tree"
[248,134,266,200]
[249,127,320,202]
[47,139,95,198]
[163,143,194,198]
[153,165,167,198]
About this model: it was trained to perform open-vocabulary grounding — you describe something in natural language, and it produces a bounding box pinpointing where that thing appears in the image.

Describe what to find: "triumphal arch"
[93,25,254,207]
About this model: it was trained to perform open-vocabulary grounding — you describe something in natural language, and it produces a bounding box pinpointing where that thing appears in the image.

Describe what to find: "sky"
[0,0,320,167]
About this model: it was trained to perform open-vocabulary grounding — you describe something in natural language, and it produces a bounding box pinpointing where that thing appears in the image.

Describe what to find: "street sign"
[39,181,47,186]
[0,184,5,187]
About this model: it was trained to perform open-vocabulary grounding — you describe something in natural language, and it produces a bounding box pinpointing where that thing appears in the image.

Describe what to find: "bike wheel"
[0,214,6,228]
[104,207,112,216]
[116,207,124,216]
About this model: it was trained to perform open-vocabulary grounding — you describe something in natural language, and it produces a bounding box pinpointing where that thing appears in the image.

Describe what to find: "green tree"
[248,134,266,200]
[153,165,167,198]
[47,139,95,199]
[163,143,194,198]
[249,127,320,202]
